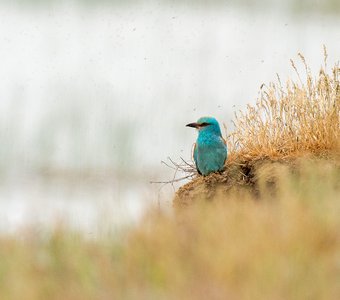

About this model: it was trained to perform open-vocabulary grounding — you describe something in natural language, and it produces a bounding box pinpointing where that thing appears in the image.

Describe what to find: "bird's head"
[186,116,222,137]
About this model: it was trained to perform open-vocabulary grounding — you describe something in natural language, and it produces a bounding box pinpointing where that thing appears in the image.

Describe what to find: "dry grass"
[0,161,339,300]
[227,50,340,161]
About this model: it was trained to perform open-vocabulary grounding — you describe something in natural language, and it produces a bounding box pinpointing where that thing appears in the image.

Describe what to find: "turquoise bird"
[186,116,227,176]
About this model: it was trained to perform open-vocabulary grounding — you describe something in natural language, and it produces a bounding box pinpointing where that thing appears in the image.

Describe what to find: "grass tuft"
[228,51,340,161]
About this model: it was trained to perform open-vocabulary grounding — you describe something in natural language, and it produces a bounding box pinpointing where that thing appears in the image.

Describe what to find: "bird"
[186,116,227,176]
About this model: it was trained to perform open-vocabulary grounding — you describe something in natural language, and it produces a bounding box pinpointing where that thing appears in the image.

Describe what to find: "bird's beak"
[186,122,199,128]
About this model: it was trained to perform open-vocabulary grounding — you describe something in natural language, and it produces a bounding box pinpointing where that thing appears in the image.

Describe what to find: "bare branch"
[151,157,197,188]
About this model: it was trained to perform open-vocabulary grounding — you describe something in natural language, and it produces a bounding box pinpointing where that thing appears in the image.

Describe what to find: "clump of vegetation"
[229,50,339,161]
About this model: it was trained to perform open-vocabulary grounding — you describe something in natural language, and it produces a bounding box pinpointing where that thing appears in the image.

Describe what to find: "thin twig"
[150,174,194,185]
[161,160,177,170]
[150,157,197,189]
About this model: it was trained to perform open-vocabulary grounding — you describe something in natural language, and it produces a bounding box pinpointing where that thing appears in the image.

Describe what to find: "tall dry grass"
[227,50,340,161]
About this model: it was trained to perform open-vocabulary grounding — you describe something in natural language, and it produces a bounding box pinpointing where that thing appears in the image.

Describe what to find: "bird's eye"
[200,122,210,127]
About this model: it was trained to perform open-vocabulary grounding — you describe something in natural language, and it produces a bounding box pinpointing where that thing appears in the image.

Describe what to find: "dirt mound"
[174,158,257,207]
[173,156,336,207]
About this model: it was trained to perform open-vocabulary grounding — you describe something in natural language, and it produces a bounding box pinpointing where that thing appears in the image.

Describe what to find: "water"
[0,3,339,232]
[0,172,155,234]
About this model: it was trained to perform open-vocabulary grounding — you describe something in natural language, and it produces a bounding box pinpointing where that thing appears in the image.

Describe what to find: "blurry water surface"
[0,2,339,232]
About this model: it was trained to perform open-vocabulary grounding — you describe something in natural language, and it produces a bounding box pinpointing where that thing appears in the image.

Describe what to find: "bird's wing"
[192,143,202,175]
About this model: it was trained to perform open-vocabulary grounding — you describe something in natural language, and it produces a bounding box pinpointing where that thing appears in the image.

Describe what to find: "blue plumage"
[187,117,227,176]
